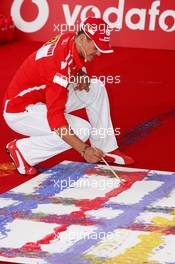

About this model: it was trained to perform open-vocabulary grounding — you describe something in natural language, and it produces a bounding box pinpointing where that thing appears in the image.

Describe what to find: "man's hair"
[76,29,91,40]
[76,29,85,36]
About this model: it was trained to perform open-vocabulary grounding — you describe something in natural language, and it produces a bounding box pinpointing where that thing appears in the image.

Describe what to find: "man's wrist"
[80,144,90,157]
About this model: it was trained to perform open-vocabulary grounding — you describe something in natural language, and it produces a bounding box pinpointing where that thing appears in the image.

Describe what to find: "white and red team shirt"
[3,32,85,130]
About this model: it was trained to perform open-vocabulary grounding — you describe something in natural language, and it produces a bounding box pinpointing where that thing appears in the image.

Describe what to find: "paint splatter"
[0,161,175,264]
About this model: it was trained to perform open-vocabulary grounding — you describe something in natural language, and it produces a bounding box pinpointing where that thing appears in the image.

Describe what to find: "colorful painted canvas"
[0,161,175,264]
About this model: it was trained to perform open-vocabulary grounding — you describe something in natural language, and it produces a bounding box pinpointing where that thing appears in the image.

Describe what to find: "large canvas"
[0,161,175,264]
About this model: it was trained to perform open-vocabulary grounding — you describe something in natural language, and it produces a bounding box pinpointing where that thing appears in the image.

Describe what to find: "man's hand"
[83,146,104,163]
[74,70,90,92]
[54,125,104,163]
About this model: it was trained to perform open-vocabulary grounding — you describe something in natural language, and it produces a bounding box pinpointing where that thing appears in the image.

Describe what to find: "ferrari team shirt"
[4,32,85,130]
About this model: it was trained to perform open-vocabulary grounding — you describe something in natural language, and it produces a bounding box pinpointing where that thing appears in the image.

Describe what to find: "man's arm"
[55,125,104,163]
[46,70,103,163]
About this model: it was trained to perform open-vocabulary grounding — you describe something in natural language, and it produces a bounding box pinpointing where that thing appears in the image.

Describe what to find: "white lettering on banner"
[63,5,101,25]
[103,1,124,28]
[148,1,160,31]
[159,10,175,32]
[63,4,82,25]
[11,0,49,33]
[125,9,146,30]
[80,6,101,21]
[63,0,175,32]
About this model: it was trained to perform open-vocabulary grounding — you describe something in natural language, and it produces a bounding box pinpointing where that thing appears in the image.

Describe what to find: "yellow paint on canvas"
[104,233,162,264]
[84,233,162,264]
[152,214,175,227]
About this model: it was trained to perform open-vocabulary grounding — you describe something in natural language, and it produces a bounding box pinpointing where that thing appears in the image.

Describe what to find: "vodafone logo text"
[11,0,49,33]
[63,0,175,32]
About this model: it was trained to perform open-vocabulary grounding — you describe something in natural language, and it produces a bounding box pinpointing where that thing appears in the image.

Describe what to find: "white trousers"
[3,80,118,166]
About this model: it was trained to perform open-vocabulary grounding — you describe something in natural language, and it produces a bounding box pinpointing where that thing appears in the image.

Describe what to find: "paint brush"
[93,146,123,182]
[101,156,123,182]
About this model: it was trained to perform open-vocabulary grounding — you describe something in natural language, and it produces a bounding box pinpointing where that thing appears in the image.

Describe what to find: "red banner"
[1,0,175,50]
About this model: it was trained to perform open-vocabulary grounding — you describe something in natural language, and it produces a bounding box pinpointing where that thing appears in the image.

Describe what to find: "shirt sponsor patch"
[53,73,68,88]
[36,44,56,60]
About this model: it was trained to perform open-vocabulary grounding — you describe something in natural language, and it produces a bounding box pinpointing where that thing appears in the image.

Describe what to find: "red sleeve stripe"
[16,85,46,97]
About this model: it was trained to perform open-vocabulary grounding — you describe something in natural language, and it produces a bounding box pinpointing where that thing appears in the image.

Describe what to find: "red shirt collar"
[69,33,85,74]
